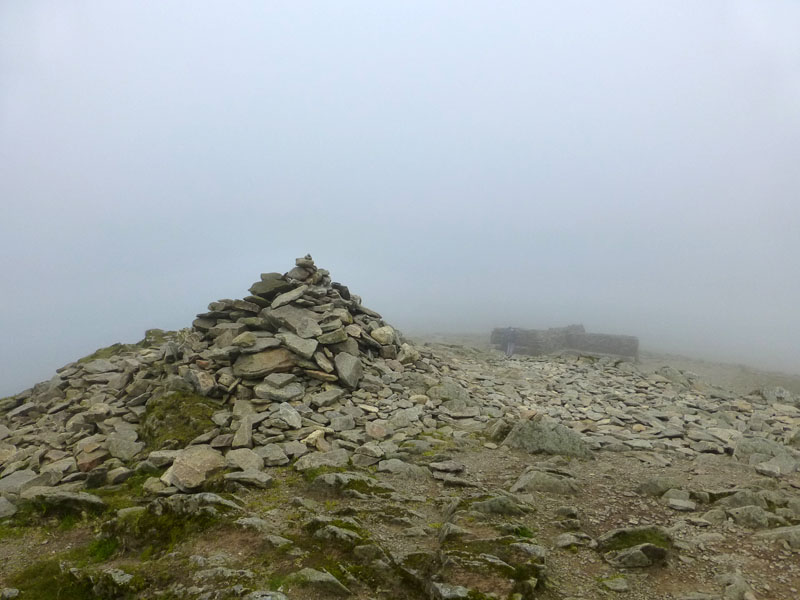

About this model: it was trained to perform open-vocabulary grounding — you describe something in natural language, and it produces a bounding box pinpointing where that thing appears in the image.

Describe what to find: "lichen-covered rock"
[285,567,351,596]
[503,416,591,458]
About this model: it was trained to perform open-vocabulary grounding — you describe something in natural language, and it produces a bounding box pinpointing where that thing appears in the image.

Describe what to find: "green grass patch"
[510,525,535,539]
[301,465,348,482]
[599,527,672,552]
[86,537,120,562]
[140,391,218,450]
[7,559,96,600]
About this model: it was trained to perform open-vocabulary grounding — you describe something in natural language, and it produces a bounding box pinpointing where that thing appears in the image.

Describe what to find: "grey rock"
[285,567,351,596]
[310,388,345,408]
[19,487,106,514]
[370,326,395,345]
[335,353,363,388]
[147,450,179,468]
[107,467,133,485]
[83,359,119,374]
[268,305,323,339]
[365,419,391,439]
[232,415,255,449]
[250,274,293,296]
[472,495,525,516]
[510,469,580,495]
[330,415,355,431]
[318,328,348,345]
[0,497,17,519]
[429,460,465,473]
[637,476,682,497]
[503,416,591,458]
[668,498,697,512]
[263,373,297,388]
[271,285,308,309]
[226,448,264,471]
[314,524,362,547]
[254,382,305,403]
[255,444,290,466]
[276,332,318,359]
[294,449,350,472]
[106,435,145,461]
[0,470,37,495]
[728,505,771,529]
[276,403,302,429]
[185,369,216,396]
[753,524,800,549]
[233,348,296,378]
[604,543,668,568]
[427,381,470,404]
[602,577,629,592]
[160,445,226,491]
[224,470,273,488]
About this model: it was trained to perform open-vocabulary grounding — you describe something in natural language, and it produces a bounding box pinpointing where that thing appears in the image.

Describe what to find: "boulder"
[161,445,226,491]
[503,416,591,458]
[335,353,363,388]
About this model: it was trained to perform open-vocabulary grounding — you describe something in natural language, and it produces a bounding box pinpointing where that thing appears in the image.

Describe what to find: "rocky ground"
[0,257,799,600]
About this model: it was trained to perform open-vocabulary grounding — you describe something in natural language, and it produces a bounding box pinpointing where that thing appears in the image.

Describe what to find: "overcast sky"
[1,1,799,396]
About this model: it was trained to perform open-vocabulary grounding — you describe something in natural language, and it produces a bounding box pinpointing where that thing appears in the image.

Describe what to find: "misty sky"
[1,2,799,396]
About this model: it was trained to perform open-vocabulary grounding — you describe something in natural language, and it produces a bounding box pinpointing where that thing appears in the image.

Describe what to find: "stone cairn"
[0,255,431,509]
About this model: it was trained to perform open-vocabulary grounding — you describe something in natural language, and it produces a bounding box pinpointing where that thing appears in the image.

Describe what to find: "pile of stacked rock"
[0,255,440,514]
[190,254,416,398]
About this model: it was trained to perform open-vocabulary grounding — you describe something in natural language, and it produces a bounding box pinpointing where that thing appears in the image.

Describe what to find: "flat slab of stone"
[106,435,145,461]
[754,525,800,549]
[0,470,38,495]
[294,449,350,472]
[267,305,322,339]
[224,470,273,488]
[277,332,318,360]
[19,487,106,514]
[233,349,296,378]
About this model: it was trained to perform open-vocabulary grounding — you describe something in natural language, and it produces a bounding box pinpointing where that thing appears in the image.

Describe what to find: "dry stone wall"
[491,324,639,359]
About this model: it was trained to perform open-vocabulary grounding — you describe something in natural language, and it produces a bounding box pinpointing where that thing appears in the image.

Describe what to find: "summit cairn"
[191,254,413,397]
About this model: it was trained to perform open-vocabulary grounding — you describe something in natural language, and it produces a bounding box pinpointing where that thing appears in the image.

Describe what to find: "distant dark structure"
[491,324,639,360]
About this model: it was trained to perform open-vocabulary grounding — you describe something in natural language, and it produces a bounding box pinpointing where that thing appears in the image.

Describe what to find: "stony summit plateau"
[0,256,799,600]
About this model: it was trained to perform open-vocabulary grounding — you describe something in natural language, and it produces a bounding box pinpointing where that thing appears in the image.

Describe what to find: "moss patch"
[7,559,96,600]
[599,527,672,552]
[109,503,224,557]
[140,391,218,450]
